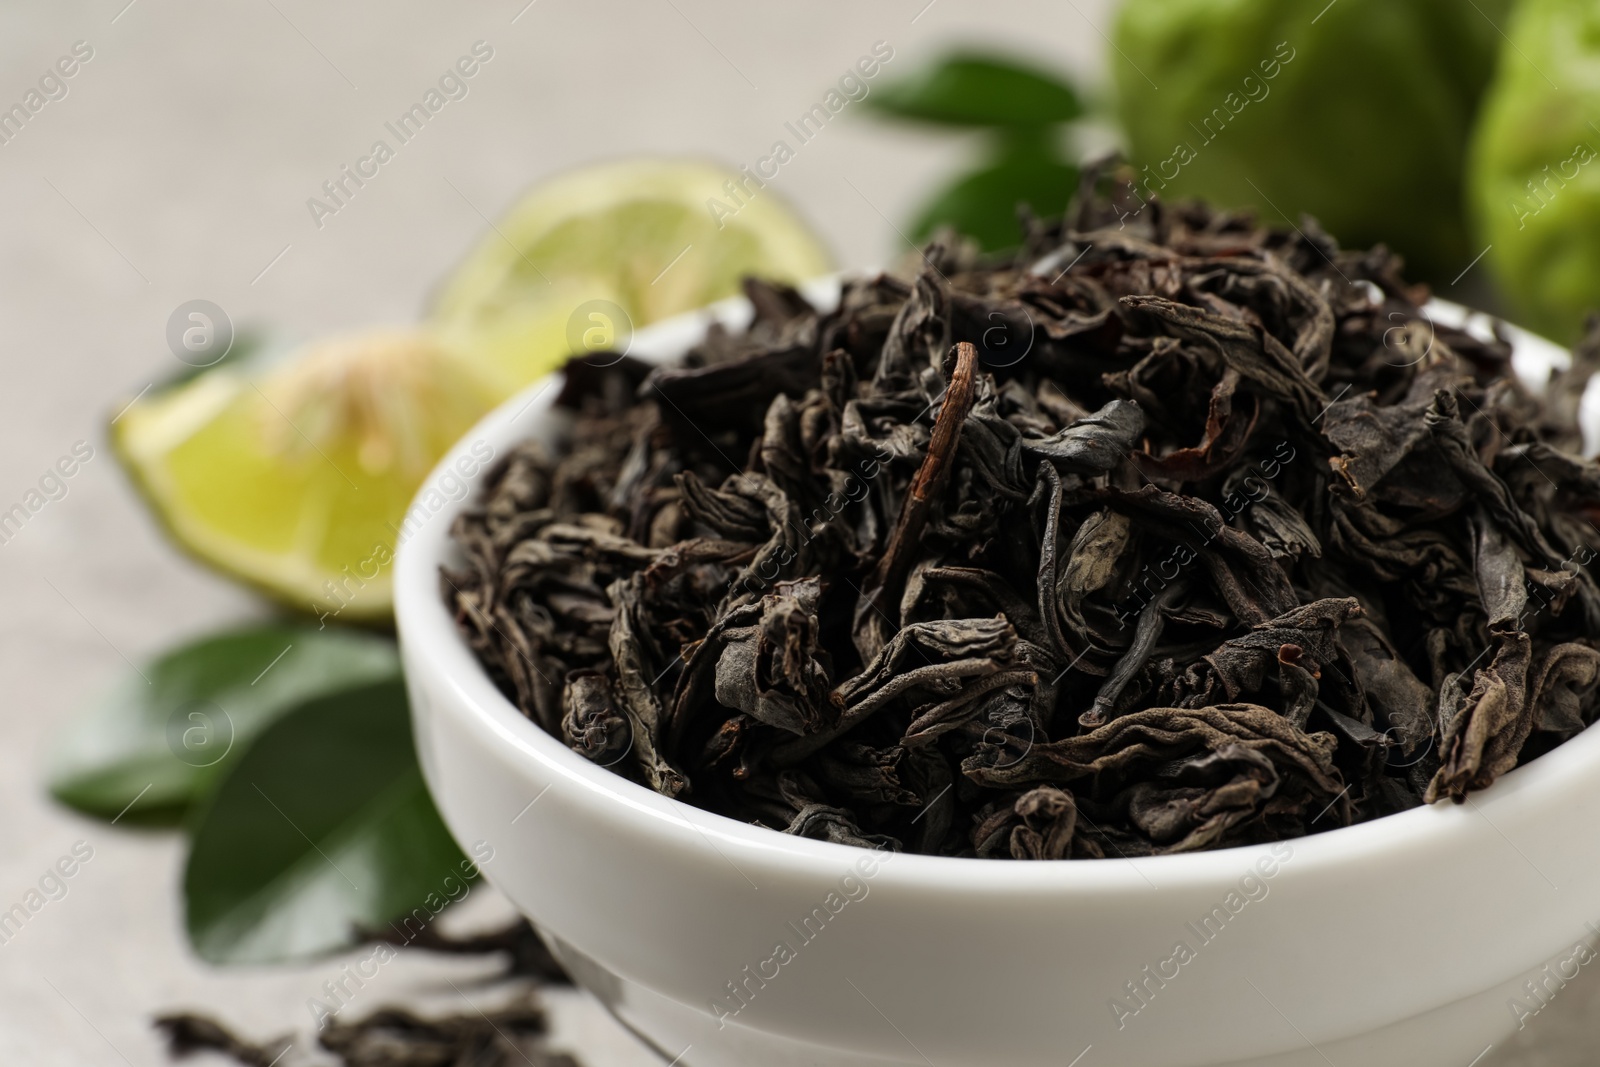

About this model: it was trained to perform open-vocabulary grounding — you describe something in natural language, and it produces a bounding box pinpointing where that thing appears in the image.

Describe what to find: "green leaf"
[865,52,1081,128]
[184,678,469,964]
[910,134,1080,250]
[47,623,400,826]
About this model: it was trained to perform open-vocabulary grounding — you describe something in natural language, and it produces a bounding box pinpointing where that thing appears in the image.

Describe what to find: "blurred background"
[5,0,1600,1063]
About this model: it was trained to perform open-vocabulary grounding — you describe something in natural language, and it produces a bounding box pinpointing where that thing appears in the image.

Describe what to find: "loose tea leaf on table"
[156,991,578,1067]
[446,164,1600,859]
[156,919,575,1067]
[359,916,572,984]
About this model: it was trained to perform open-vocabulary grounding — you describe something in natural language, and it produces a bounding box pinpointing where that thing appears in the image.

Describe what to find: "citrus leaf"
[184,677,468,964]
[911,139,1079,250]
[47,623,399,826]
[866,53,1081,128]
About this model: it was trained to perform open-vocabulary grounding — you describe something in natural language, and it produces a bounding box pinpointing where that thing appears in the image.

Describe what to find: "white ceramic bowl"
[396,281,1598,1067]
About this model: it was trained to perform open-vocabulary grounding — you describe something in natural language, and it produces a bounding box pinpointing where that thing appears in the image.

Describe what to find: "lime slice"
[114,329,492,621]
[432,157,833,396]
[117,157,831,620]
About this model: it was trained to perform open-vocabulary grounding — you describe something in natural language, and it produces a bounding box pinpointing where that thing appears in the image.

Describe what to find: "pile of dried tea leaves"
[446,166,1600,859]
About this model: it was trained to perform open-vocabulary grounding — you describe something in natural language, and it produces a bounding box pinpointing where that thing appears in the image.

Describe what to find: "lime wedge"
[113,330,491,621]
[116,157,831,620]
[432,157,833,395]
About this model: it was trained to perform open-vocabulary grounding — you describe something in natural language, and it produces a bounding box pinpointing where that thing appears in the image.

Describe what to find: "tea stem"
[866,341,980,614]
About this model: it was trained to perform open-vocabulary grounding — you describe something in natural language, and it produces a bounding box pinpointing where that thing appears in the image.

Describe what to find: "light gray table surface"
[0,2,1592,1063]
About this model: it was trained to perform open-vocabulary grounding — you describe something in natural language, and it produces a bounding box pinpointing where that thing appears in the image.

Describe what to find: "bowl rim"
[394,276,1599,895]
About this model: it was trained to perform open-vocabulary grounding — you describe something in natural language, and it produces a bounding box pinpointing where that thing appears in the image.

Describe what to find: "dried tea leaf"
[1428,634,1533,802]
[714,578,841,735]
[1529,643,1600,737]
